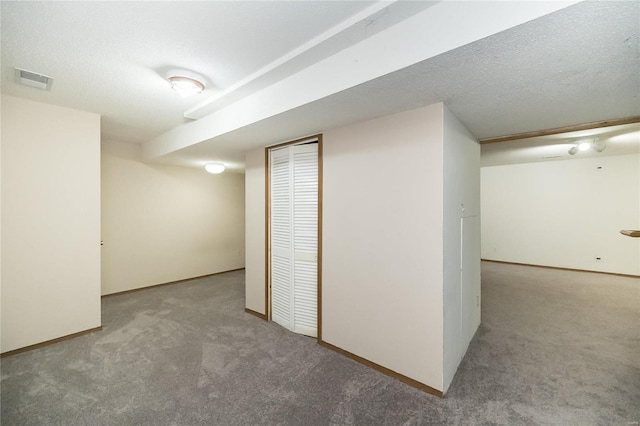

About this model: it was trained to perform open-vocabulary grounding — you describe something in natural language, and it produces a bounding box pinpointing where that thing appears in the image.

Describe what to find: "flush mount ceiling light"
[205,162,225,174]
[166,69,205,98]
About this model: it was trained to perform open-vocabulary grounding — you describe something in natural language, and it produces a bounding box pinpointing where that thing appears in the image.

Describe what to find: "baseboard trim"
[1,326,103,358]
[244,308,268,320]
[102,268,246,297]
[318,339,444,398]
[481,259,639,278]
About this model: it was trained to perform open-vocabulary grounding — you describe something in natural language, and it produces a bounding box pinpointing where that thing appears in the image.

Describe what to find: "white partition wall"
[442,105,481,393]
[1,95,101,353]
[244,102,480,395]
[322,104,446,391]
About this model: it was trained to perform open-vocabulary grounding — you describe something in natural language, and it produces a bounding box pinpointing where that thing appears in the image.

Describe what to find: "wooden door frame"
[265,134,323,341]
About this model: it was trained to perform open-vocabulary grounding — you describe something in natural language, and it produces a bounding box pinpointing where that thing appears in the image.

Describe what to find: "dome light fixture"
[166,69,205,98]
[205,162,225,174]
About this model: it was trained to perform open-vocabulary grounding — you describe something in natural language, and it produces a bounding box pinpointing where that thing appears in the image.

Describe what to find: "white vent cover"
[15,67,53,90]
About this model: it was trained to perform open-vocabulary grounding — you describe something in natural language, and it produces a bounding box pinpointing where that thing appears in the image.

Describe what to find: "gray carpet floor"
[1,262,638,425]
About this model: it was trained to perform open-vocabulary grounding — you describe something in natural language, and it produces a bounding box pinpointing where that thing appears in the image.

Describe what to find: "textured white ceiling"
[0,0,374,142]
[156,0,640,170]
[1,1,638,170]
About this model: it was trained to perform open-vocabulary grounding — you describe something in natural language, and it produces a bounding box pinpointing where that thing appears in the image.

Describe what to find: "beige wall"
[482,154,640,276]
[101,140,245,295]
[1,95,101,352]
[244,148,266,314]
[244,102,481,393]
[442,105,481,392]
[0,95,2,347]
[322,104,446,390]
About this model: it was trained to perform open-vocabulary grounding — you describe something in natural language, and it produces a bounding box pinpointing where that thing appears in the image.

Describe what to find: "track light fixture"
[568,138,605,155]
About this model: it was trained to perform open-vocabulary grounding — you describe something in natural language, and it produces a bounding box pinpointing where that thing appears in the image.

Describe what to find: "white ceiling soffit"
[143,1,582,166]
[184,1,437,120]
[481,123,640,168]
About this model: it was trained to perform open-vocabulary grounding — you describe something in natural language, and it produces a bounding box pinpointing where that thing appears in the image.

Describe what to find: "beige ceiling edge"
[479,116,640,144]
[142,0,580,162]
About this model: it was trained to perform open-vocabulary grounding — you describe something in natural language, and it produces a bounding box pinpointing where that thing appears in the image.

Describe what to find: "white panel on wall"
[442,104,481,394]
[461,215,481,347]
[481,154,640,276]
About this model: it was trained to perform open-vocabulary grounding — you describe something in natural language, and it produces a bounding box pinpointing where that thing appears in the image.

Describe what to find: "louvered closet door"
[270,142,318,338]
[270,147,292,330]
[291,143,318,337]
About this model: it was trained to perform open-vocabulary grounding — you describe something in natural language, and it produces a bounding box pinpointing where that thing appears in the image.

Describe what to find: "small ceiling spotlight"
[204,162,225,174]
[166,69,205,98]
[578,141,591,151]
[568,146,578,155]
[593,138,607,152]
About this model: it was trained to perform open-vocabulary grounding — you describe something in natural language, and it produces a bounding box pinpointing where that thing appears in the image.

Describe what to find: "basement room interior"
[1,1,638,425]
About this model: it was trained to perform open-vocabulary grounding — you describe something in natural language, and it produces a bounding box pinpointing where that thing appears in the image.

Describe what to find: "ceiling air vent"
[15,67,53,90]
